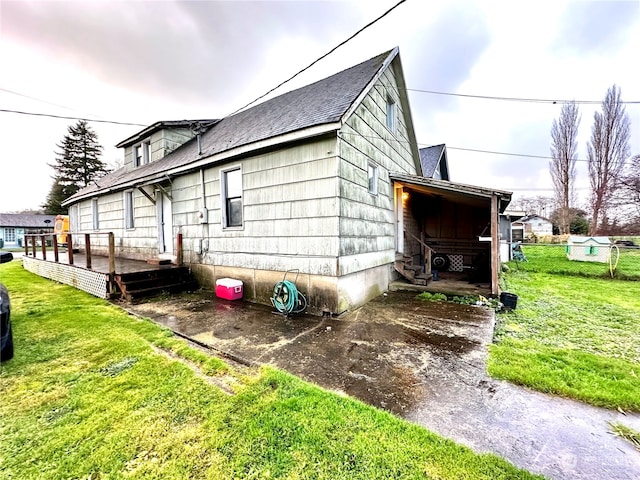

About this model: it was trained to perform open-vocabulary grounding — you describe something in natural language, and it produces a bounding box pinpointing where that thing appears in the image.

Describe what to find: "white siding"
[337,61,416,275]
[170,137,341,275]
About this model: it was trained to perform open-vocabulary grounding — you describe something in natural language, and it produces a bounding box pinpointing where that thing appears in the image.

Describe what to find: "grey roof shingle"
[419,144,445,178]
[65,49,394,204]
[0,214,57,228]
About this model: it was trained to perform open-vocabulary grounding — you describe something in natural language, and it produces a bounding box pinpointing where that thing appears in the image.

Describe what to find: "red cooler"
[215,278,243,300]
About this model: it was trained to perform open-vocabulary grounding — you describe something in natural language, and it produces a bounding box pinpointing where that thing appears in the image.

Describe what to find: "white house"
[513,214,553,238]
[60,48,511,314]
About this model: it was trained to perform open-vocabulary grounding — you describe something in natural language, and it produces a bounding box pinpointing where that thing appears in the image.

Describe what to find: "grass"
[511,244,640,280]
[609,422,640,451]
[0,261,540,479]
[490,247,640,411]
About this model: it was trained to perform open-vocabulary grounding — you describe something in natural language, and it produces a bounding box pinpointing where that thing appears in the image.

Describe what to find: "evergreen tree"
[43,120,108,213]
[42,178,78,215]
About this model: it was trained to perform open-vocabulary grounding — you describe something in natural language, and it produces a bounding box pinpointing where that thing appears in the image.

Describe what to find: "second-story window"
[386,96,397,132]
[134,142,150,167]
[368,162,379,195]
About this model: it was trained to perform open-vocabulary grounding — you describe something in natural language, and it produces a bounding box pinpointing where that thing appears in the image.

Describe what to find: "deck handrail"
[23,231,184,274]
[24,232,116,275]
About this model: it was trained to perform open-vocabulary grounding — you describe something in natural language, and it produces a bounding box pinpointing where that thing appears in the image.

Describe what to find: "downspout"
[200,168,208,254]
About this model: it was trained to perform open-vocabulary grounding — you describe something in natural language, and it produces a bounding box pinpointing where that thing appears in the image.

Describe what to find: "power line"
[428,144,590,163]
[0,87,106,118]
[226,0,408,117]
[407,88,640,105]
[0,109,146,127]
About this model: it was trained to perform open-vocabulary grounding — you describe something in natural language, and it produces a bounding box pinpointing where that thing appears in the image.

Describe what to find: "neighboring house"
[512,214,553,238]
[419,144,450,180]
[566,236,611,263]
[499,210,526,261]
[61,47,511,314]
[0,214,56,248]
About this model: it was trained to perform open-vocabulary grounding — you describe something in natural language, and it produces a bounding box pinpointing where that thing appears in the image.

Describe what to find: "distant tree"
[569,214,589,235]
[42,178,77,215]
[550,207,589,235]
[587,85,630,235]
[510,195,555,217]
[618,154,640,216]
[550,101,580,234]
[44,120,108,213]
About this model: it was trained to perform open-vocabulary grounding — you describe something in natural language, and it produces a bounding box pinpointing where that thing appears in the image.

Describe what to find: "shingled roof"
[0,213,57,228]
[64,49,397,205]
[419,144,449,180]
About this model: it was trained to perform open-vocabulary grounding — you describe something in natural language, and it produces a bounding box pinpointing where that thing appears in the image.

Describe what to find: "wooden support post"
[31,236,37,258]
[24,237,28,257]
[67,233,74,265]
[176,233,183,266]
[85,233,92,270]
[108,233,116,296]
[52,235,59,262]
[490,194,500,295]
[108,233,116,277]
[40,235,47,260]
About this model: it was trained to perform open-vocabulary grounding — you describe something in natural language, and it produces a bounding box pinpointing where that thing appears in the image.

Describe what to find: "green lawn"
[0,261,539,480]
[490,247,640,411]
[512,244,640,280]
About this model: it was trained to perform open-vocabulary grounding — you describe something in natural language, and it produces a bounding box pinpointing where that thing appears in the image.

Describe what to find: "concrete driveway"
[124,291,640,480]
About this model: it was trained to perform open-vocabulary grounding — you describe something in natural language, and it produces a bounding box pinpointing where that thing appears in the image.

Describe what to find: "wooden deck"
[24,251,181,275]
[22,251,195,301]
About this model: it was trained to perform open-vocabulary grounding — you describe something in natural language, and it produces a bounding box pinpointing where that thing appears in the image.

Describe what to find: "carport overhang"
[390,173,512,295]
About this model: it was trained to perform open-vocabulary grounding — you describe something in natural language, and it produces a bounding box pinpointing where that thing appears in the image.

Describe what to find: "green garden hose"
[271,280,307,315]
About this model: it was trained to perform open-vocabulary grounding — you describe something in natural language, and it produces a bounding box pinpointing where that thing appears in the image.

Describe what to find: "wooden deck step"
[125,280,199,303]
[146,258,172,265]
[394,253,431,287]
[114,265,198,302]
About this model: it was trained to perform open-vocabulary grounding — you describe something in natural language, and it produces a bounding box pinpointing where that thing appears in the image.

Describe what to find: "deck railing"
[24,232,117,276]
[23,232,184,275]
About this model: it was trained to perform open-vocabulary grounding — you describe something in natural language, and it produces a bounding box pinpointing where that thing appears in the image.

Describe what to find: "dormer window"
[134,142,150,167]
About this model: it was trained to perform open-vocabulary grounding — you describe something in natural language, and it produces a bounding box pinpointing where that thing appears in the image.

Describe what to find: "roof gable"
[568,235,611,245]
[419,144,450,180]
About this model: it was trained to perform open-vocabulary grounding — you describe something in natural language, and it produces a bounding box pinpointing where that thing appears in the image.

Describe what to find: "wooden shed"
[566,236,611,263]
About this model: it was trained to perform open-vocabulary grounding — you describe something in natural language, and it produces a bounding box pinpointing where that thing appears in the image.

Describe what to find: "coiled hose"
[271,280,307,315]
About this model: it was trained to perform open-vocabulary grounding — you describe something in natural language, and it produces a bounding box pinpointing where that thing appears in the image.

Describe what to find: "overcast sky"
[1,0,639,214]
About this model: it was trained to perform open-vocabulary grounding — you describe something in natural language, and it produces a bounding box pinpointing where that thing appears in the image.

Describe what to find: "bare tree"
[550,102,580,234]
[509,195,555,217]
[619,154,640,216]
[587,85,630,235]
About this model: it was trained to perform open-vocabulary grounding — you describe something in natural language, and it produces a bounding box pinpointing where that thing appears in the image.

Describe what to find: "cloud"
[404,2,491,136]
[1,1,360,106]
[554,0,640,55]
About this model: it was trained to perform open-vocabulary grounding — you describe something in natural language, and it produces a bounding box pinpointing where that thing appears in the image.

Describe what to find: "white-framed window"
[124,190,134,229]
[5,228,15,242]
[368,162,379,195]
[133,142,150,167]
[221,167,243,228]
[386,96,397,132]
[92,198,99,230]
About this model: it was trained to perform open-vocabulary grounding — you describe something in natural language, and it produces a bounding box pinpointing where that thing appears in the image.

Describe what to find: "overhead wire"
[225,0,408,117]
[407,88,640,105]
[0,108,146,127]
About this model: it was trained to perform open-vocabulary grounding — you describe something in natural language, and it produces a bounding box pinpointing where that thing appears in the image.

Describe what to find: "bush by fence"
[511,244,640,281]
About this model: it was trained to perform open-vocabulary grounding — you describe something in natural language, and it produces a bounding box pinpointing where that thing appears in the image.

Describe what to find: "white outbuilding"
[566,236,611,263]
